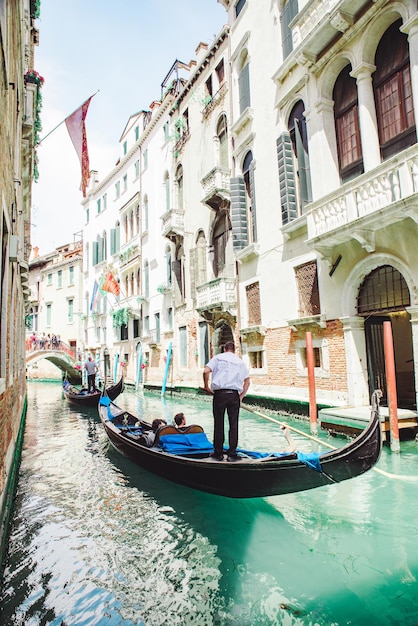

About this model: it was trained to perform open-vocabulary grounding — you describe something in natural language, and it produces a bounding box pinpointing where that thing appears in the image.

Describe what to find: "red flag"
[101,272,120,296]
[65,96,93,197]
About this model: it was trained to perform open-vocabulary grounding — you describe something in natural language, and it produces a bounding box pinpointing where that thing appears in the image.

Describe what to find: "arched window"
[165,246,172,286]
[176,164,184,211]
[135,204,140,234]
[212,212,231,277]
[243,151,257,243]
[129,210,134,240]
[333,66,363,181]
[373,19,415,160]
[288,100,313,208]
[164,172,170,212]
[217,114,229,170]
[357,265,410,315]
[196,230,207,286]
[136,268,141,294]
[143,195,149,232]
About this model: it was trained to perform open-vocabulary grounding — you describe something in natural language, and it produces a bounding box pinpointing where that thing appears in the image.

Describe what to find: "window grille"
[357,265,410,315]
[295,261,320,317]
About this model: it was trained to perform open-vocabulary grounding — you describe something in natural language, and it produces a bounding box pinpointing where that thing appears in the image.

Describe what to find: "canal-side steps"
[319,405,418,441]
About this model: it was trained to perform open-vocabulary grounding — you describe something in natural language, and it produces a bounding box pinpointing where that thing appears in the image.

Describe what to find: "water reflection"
[1,383,418,626]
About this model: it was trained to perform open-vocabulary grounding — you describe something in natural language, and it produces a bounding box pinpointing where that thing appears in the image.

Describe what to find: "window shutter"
[189,247,197,302]
[249,160,257,241]
[295,120,312,208]
[92,241,99,266]
[230,176,248,252]
[110,229,116,255]
[238,64,251,113]
[276,132,297,224]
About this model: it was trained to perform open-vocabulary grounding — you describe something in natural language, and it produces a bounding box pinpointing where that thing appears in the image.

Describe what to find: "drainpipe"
[383,320,400,453]
[306,331,318,434]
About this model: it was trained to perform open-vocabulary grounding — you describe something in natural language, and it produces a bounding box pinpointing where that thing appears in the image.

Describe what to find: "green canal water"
[1,382,418,625]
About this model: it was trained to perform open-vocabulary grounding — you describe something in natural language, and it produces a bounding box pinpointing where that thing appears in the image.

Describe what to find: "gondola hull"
[63,376,124,407]
[98,399,382,498]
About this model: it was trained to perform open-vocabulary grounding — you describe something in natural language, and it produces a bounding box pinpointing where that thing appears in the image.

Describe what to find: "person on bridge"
[85,356,98,393]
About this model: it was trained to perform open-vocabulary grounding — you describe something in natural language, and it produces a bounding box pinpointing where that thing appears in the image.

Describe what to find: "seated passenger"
[140,418,167,447]
[173,412,187,430]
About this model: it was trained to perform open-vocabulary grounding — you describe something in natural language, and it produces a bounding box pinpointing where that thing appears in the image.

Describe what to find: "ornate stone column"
[341,316,370,406]
[350,63,381,172]
[306,97,340,198]
[401,15,418,142]
[406,305,418,409]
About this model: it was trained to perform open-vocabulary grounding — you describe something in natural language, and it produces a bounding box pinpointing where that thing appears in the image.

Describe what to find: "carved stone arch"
[282,94,307,127]
[341,253,418,317]
[360,3,409,66]
[318,52,356,102]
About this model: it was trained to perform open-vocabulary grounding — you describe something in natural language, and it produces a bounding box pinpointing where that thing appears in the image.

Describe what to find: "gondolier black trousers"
[87,374,96,392]
[212,390,240,456]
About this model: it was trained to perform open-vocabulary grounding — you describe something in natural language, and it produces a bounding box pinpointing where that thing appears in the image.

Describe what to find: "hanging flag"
[65,96,93,197]
[90,280,99,311]
[101,272,120,296]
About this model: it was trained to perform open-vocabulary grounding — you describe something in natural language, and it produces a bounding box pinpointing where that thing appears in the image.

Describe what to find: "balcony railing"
[148,328,160,345]
[119,244,140,268]
[161,209,184,240]
[202,82,227,118]
[287,0,369,64]
[196,277,237,313]
[201,166,231,210]
[307,144,418,241]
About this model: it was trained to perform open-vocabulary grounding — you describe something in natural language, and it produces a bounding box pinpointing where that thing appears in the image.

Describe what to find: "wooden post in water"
[306,331,318,434]
[383,320,400,453]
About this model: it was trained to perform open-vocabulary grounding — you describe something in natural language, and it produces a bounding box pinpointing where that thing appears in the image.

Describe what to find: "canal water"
[1,382,418,626]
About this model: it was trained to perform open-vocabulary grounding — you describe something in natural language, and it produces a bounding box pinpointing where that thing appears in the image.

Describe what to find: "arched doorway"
[358,265,416,408]
[212,320,234,356]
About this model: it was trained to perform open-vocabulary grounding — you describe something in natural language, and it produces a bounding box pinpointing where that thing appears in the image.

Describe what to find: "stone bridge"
[26,349,82,384]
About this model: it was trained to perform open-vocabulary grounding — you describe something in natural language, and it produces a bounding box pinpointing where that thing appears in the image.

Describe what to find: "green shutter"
[249,161,257,241]
[276,132,297,224]
[110,229,116,255]
[230,176,248,252]
[238,64,250,113]
[92,241,99,266]
[295,119,312,209]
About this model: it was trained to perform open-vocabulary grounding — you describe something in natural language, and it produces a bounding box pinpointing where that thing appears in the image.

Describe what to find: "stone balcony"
[201,166,231,210]
[118,244,140,269]
[306,144,418,259]
[196,277,237,320]
[161,209,184,240]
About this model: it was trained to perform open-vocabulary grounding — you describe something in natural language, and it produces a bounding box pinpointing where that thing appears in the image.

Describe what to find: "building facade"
[0,0,39,552]
[26,241,84,379]
[80,0,418,413]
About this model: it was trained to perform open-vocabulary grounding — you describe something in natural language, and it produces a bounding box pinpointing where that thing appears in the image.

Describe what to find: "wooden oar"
[241,401,418,482]
[241,402,337,450]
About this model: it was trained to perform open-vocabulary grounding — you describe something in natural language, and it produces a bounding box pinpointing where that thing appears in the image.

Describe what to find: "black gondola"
[97,391,382,498]
[63,374,124,407]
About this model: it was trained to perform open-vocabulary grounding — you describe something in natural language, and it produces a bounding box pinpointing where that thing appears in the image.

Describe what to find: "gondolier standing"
[203,341,250,462]
[85,356,98,393]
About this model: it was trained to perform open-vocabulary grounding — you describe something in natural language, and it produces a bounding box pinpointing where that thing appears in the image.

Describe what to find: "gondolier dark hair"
[223,341,235,352]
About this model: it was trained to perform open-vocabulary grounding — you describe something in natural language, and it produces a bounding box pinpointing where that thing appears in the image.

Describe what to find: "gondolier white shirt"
[206,352,249,392]
[85,360,97,375]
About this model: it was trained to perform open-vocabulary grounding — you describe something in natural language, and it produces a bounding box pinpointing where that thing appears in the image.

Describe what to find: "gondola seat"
[153,424,205,447]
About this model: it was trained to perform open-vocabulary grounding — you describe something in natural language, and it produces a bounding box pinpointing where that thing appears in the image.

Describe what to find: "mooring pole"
[383,320,400,453]
[306,331,318,434]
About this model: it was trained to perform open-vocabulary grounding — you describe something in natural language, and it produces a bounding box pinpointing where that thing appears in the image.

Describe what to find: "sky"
[31,0,227,256]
